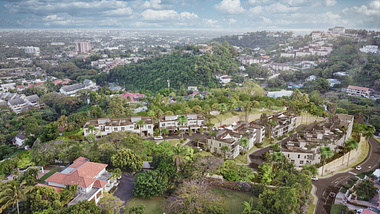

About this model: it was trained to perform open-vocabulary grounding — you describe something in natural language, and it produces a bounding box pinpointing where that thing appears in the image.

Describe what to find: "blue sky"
[0,0,379,31]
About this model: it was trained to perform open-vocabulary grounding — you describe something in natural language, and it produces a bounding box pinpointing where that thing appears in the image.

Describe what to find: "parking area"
[113,173,135,204]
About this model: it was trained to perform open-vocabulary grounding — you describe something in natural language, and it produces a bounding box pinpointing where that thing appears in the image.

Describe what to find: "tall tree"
[111,148,143,173]
[218,103,228,125]
[161,127,169,140]
[133,170,168,198]
[221,145,230,160]
[239,138,249,156]
[177,115,188,139]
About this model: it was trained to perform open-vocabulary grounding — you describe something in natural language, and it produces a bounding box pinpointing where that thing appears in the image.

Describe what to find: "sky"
[0,0,379,31]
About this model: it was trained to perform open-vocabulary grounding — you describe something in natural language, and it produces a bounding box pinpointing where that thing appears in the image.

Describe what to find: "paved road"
[114,173,135,204]
[313,138,380,214]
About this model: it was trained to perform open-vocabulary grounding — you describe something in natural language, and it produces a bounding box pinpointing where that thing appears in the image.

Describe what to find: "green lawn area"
[209,187,258,214]
[39,167,61,183]
[166,139,183,147]
[307,194,316,214]
[330,204,347,214]
[124,196,164,214]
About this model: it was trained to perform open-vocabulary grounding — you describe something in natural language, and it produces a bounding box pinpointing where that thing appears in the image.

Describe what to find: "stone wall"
[317,136,365,175]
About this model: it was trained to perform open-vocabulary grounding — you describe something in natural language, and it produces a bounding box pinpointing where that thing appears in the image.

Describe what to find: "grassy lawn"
[330,204,346,214]
[39,167,61,183]
[209,187,257,214]
[307,194,316,214]
[125,196,164,214]
[166,139,183,147]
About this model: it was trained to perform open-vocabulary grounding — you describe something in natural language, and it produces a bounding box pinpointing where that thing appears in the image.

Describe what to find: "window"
[148,125,151,129]
[298,154,300,158]
[121,127,125,131]
[162,123,165,127]
[219,143,221,147]
[291,160,295,163]
[288,154,290,158]
[114,128,117,131]
[300,160,304,164]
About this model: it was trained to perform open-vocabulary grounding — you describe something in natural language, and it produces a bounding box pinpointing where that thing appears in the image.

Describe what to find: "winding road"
[313,138,380,214]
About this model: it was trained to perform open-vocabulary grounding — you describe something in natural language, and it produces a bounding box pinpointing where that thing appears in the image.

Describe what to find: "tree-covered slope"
[212,31,293,49]
[106,43,240,91]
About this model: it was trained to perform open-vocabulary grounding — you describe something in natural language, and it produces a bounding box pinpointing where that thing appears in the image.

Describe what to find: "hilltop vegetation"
[106,43,240,91]
[212,31,293,50]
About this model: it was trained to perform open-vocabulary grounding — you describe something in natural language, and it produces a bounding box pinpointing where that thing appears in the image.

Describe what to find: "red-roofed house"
[45,157,117,205]
[53,79,71,86]
[347,85,370,98]
[28,82,43,88]
[119,92,145,102]
[16,85,25,91]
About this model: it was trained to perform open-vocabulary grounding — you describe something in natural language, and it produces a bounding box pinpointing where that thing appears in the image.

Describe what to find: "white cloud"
[266,3,299,13]
[261,16,272,24]
[141,9,198,21]
[341,1,380,28]
[215,0,245,14]
[103,8,133,16]
[249,6,263,15]
[228,18,237,24]
[248,0,270,5]
[142,0,163,9]
[325,0,337,7]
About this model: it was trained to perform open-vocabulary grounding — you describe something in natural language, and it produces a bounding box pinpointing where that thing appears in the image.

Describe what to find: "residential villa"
[158,114,207,134]
[281,114,354,167]
[45,157,117,205]
[347,85,370,98]
[83,116,154,138]
[118,92,145,102]
[250,112,297,139]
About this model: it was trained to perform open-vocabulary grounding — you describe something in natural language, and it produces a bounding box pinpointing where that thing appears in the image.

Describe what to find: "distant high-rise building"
[75,41,91,53]
[24,46,40,56]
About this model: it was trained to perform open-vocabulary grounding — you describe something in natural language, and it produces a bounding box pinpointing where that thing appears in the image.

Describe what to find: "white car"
[312,176,318,181]
[154,136,163,140]
[355,166,362,170]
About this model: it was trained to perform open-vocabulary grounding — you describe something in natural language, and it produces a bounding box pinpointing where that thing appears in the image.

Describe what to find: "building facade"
[159,114,207,134]
[347,85,370,98]
[84,116,154,138]
[75,41,92,53]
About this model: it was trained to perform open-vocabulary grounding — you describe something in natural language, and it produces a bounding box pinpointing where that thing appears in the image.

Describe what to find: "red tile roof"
[45,157,107,188]
[93,180,107,188]
[119,92,145,102]
[348,85,369,91]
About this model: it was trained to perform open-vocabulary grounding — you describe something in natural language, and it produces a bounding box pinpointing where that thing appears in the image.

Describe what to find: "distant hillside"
[212,31,293,50]
[106,44,240,91]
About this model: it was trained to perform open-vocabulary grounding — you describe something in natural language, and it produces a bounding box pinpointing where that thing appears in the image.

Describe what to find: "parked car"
[355,166,362,170]
[154,136,163,140]
[312,176,318,181]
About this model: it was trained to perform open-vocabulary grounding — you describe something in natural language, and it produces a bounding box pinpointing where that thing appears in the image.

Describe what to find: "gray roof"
[25,94,39,103]
[61,83,85,92]
[83,79,92,86]
[15,132,26,140]
[8,98,26,106]
[0,100,6,106]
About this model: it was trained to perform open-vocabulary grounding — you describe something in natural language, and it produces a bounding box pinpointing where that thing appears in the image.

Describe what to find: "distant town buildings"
[24,46,40,56]
[266,90,293,98]
[346,85,370,98]
[75,41,92,53]
[359,45,379,54]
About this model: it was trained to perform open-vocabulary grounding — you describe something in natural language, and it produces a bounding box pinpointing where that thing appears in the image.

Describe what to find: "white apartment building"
[281,114,354,167]
[346,85,370,98]
[75,41,92,53]
[359,45,379,54]
[83,116,154,138]
[159,114,207,134]
[60,79,97,96]
[8,98,30,114]
[24,46,40,56]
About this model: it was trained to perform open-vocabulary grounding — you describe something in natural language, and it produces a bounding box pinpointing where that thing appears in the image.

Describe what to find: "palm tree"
[161,127,169,140]
[64,184,78,197]
[0,181,30,214]
[218,103,228,125]
[177,115,188,139]
[172,145,186,172]
[362,124,375,141]
[239,137,249,156]
[136,120,145,137]
[344,139,359,167]
[221,145,230,160]
[242,198,255,214]
[243,101,252,122]
[319,146,334,176]
[194,138,201,148]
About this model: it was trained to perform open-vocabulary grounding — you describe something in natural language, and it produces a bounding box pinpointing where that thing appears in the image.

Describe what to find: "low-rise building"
[60,79,97,96]
[83,116,154,138]
[266,90,293,98]
[12,131,26,148]
[8,98,30,114]
[159,114,207,134]
[45,157,116,205]
[359,45,379,54]
[347,85,370,98]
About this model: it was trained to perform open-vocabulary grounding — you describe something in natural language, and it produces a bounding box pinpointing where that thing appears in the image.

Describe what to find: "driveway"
[313,138,380,214]
[114,173,135,205]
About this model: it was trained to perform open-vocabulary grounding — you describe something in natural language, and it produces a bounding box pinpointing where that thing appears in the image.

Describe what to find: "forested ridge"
[106,43,240,91]
[212,31,293,50]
